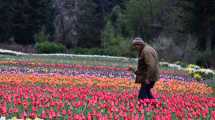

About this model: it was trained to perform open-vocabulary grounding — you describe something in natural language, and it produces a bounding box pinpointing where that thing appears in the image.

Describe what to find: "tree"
[54,0,79,48]
[121,0,167,42]
[178,0,215,51]
[54,0,126,48]
[0,0,14,42]
[77,0,102,48]
[0,0,55,45]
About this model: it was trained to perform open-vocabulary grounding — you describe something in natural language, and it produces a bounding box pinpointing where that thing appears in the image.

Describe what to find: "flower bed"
[0,58,214,119]
[0,73,214,119]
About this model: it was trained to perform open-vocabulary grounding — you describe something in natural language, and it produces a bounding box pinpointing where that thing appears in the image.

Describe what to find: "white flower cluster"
[0,117,6,120]
[0,117,43,120]
[186,64,215,75]
[161,62,215,79]
[160,62,183,70]
[197,68,215,75]
[0,49,27,55]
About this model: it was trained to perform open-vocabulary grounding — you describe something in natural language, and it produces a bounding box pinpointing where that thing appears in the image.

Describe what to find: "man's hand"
[145,79,150,84]
[128,65,135,73]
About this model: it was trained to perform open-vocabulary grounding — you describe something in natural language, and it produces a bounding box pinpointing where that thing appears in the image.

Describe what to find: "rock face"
[54,0,80,48]
[53,0,103,48]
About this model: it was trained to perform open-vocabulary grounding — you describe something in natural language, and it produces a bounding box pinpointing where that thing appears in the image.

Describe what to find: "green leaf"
[171,112,177,120]
[28,104,33,113]
[54,106,57,112]
[144,111,148,120]
[37,108,43,116]
[64,114,69,120]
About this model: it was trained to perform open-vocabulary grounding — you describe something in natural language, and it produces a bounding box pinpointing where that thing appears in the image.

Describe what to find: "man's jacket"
[135,44,159,84]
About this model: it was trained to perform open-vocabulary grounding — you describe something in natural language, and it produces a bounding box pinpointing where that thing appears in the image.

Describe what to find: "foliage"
[193,73,201,81]
[120,0,167,40]
[0,1,13,42]
[76,0,102,48]
[36,41,66,54]
[35,29,49,43]
[178,0,215,51]
[101,12,136,57]
[0,0,55,44]
[195,50,215,68]
[0,0,215,69]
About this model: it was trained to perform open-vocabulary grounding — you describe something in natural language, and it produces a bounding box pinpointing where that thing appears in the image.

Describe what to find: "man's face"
[133,44,143,50]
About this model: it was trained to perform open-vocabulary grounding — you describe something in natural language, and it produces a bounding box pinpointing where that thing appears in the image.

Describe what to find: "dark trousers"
[138,81,155,100]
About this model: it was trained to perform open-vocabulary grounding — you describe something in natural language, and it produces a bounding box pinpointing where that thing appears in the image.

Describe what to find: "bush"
[35,30,49,43]
[36,41,66,53]
[70,35,136,57]
[195,50,215,68]
[185,63,215,80]
[193,73,202,81]
[103,35,136,57]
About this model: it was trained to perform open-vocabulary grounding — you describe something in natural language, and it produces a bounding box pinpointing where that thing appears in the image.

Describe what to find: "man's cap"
[132,37,144,45]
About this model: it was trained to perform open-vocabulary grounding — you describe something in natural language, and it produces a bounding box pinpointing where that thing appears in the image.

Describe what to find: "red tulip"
[0,103,7,115]
[30,112,37,119]
[41,111,47,119]
[32,107,37,112]
[21,111,27,119]
[13,108,18,113]
[62,109,67,115]
[87,114,92,120]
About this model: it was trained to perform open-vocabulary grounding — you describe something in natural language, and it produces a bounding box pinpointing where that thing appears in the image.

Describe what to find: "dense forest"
[0,0,214,67]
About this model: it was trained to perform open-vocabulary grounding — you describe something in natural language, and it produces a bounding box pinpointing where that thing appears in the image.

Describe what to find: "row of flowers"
[0,65,132,79]
[160,62,215,75]
[0,61,194,80]
[0,73,212,96]
[0,65,194,82]
[3,60,213,77]
[0,52,214,79]
[185,64,215,80]
[0,74,139,90]
[160,62,215,80]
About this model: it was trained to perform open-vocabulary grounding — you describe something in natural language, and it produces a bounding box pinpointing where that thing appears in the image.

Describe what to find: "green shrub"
[103,35,136,57]
[193,73,202,81]
[36,41,66,53]
[35,30,49,43]
[70,36,136,57]
[195,50,215,68]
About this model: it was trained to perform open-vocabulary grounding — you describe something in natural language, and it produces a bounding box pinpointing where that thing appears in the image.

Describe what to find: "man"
[128,37,159,99]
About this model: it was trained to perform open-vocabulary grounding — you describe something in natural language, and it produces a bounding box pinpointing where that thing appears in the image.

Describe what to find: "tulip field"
[0,54,214,119]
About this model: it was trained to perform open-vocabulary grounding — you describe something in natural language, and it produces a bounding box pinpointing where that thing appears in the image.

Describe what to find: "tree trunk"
[206,28,212,52]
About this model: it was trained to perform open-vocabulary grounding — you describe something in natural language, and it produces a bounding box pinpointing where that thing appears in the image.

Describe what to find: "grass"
[0,54,137,68]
